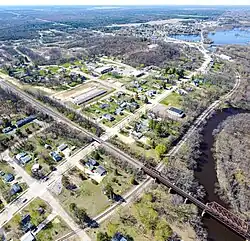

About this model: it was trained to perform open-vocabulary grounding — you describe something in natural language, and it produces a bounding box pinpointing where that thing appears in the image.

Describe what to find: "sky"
[0,0,250,6]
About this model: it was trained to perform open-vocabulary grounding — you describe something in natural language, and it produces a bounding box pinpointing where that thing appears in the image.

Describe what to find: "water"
[208,28,250,45]
[169,34,201,42]
[195,108,248,241]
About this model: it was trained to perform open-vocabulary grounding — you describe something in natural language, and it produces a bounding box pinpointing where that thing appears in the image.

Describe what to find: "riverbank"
[195,108,247,241]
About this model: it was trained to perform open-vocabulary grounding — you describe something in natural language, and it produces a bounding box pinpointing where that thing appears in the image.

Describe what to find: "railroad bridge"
[142,165,250,240]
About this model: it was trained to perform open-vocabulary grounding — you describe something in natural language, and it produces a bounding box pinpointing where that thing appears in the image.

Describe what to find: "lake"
[169,34,201,42]
[208,28,250,45]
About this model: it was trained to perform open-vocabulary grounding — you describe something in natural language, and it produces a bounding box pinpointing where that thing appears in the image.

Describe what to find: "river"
[194,108,247,241]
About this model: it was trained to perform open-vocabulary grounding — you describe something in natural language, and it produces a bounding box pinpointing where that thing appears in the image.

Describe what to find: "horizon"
[0,0,250,6]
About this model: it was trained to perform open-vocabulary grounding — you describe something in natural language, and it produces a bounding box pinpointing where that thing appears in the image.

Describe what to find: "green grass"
[3,198,52,241]
[160,92,182,108]
[57,170,110,218]
[36,216,72,241]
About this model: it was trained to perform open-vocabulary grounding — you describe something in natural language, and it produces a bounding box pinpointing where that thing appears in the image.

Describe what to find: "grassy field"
[36,216,72,241]
[56,167,110,218]
[160,92,182,108]
[3,198,52,241]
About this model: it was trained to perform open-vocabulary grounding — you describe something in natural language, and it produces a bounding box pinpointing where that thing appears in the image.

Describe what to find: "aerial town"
[0,4,249,241]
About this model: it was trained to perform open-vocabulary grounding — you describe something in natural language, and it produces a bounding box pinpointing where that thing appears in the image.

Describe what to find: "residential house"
[4,173,14,182]
[96,166,107,176]
[112,232,128,241]
[114,108,123,115]
[132,70,145,78]
[103,114,115,122]
[120,102,127,109]
[147,90,156,97]
[178,89,188,95]
[20,231,35,241]
[20,155,32,166]
[10,183,22,196]
[21,214,33,233]
[57,143,68,152]
[15,152,27,161]
[99,103,110,109]
[50,152,62,162]
[86,159,98,171]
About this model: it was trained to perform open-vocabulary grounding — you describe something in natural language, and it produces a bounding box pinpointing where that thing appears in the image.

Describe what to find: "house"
[16,152,27,161]
[131,131,143,139]
[116,91,125,98]
[99,103,109,109]
[178,89,188,95]
[50,152,62,162]
[44,144,52,149]
[95,66,113,75]
[114,108,123,115]
[20,155,32,166]
[96,166,107,176]
[103,114,115,122]
[120,102,127,109]
[112,232,128,241]
[20,231,35,241]
[16,115,36,128]
[21,214,33,233]
[167,107,185,118]
[86,159,98,170]
[147,90,156,97]
[4,173,14,182]
[2,126,13,134]
[57,143,68,152]
[31,163,40,173]
[10,183,22,196]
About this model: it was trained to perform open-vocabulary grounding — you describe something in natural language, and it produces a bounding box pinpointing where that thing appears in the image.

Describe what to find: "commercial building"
[167,107,185,118]
[95,66,113,75]
[72,88,107,105]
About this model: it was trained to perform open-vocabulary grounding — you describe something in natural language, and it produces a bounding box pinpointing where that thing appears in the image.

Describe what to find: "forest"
[213,113,250,219]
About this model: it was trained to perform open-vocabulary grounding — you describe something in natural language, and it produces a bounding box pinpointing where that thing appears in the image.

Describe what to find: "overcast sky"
[1,0,250,6]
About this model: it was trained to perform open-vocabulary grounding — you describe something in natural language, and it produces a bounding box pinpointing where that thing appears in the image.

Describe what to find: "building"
[10,183,22,196]
[103,114,115,122]
[16,115,36,128]
[57,143,68,152]
[50,152,62,162]
[20,231,35,241]
[86,159,98,171]
[114,108,123,115]
[167,107,185,118]
[132,70,145,78]
[16,152,27,161]
[4,173,14,182]
[20,155,32,166]
[96,166,107,176]
[95,66,113,75]
[21,214,33,233]
[72,88,107,105]
[2,126,13,134]
[112,232,128,241]
[99,103,109,109]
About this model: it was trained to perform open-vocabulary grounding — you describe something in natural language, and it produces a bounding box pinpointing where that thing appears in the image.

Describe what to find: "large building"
[95,66,113,75]
[72,88,107,105]
[167,107,185,118]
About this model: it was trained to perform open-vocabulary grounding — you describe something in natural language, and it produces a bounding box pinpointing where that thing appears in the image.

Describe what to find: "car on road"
[22,198,27,203]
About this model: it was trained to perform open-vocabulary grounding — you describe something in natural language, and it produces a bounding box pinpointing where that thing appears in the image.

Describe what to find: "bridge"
[142,165,250,240]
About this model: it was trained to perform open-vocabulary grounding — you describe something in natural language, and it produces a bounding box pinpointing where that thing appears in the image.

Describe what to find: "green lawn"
[160,92,182,108]
[3,198,52,241]
[36,216,72,241]
[56,169,110,218]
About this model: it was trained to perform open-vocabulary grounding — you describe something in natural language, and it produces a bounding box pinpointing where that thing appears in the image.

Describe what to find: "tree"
[155,219,173,241]
[103,183,114,200]
[155,144,167,159]
[144,96,149,104]
[97,232,110,241]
